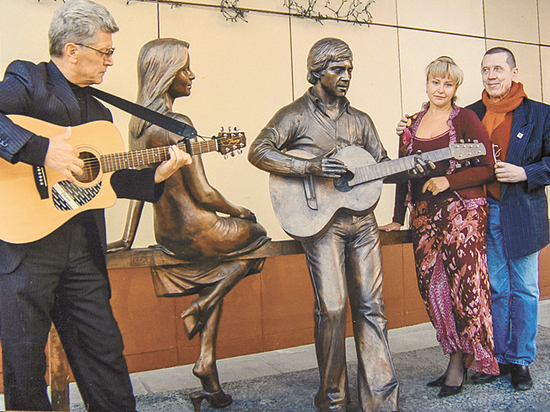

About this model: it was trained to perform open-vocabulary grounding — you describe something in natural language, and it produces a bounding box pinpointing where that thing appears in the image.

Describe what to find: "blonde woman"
[380,56,498,397]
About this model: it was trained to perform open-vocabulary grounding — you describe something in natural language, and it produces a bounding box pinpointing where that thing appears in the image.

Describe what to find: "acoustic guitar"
[0,115,246,243]
[269,143,486,240]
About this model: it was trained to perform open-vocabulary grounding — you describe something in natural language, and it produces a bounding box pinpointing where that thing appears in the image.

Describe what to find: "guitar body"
[269,146,382,240]
[0,115,123,243]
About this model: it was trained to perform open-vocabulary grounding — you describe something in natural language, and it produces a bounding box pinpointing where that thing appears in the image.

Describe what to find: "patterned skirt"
[410,192,498,375]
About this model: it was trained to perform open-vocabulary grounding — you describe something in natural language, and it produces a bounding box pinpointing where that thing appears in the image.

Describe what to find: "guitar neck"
[349,147,453,186]
[100,139,218,172]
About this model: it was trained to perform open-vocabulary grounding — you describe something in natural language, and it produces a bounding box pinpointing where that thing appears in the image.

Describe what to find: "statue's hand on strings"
[304,149,347,179]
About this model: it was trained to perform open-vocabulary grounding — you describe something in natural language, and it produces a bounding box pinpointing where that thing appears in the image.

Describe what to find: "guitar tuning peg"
[220,126,224,132]
[231,151,236,157]
[460,139,465,143]
[455,163,462,168]
[464,160,471,167]
[238,149,243,155]
[234,126,239,132]
[473,139,479,143]
[228,126,232,132]
[224,154,229,160]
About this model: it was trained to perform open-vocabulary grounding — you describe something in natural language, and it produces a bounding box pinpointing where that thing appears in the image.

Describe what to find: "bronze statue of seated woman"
[108,38,269,411]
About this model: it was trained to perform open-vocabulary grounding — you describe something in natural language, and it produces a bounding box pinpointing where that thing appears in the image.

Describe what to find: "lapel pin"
[517,132,523,139]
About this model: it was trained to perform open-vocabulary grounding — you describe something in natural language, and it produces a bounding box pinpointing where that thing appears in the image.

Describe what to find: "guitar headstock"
[215,127,246,158]
[449,141,486,161]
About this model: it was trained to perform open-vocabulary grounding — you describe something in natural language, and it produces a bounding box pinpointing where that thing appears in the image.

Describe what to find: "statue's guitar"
[0,115,246,243]
[269,143,486,240]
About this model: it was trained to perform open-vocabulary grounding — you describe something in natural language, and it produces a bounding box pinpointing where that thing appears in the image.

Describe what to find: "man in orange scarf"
[467,47,550,391]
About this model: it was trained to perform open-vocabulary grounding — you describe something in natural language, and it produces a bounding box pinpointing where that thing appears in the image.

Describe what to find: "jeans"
[487,198,540,366]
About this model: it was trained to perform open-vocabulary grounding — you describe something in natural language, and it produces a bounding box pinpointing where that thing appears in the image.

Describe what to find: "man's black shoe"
[470,363,510,384]
[510,364,533,391]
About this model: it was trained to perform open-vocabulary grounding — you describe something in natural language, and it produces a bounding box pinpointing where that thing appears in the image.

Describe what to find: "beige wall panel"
[398,29,487,128]
[485,40,542,102]
[484,0,539,43]
[540,0,550,45]
[542,47,550,104]
[396,0,484,37]
[0,0,56,69]
[369,0,397,26]
[288,19,402,228]
[155,3,294,241]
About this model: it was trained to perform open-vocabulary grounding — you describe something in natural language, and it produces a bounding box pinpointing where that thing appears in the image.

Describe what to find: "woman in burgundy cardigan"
[380,56,498,397]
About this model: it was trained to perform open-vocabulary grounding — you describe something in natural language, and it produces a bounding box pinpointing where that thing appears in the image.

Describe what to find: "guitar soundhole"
[75,151,100,184]
[334,170,355,192]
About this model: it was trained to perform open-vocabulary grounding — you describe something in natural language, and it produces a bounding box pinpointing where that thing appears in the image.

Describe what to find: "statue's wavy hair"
[307,38,352,85]
[129,38,190,142]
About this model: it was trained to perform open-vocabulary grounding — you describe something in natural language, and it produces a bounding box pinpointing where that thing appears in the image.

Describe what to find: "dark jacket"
[468,98,550,258]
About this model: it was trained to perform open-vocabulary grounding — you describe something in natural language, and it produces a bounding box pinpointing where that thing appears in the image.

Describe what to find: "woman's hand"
[422,176,450,195]
[379,222,401,232]
[396,114,411,136]
[154,145,193,183]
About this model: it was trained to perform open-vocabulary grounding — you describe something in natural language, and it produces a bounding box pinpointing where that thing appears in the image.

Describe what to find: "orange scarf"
[481,81,527,200]
[482,82,527,138]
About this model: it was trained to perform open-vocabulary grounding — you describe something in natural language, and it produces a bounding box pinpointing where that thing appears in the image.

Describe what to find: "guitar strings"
[76,139,222,166]
[75,136,244,173]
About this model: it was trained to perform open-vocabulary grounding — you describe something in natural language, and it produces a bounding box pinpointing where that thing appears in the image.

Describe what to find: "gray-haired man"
[0,1,190,410]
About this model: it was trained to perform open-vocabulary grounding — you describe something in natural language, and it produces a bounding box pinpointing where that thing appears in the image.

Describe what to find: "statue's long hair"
[129,38,190,142]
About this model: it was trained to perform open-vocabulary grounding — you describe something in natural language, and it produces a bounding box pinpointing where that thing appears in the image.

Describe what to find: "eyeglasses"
[75,43,115,59]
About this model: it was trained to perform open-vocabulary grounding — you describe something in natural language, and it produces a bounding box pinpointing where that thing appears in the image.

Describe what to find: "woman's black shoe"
[189,389,232,411]
[427,374,446,387]
[437,369,467,398]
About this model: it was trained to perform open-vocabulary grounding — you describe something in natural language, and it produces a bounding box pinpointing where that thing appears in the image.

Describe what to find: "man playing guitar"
[0,1,190,410]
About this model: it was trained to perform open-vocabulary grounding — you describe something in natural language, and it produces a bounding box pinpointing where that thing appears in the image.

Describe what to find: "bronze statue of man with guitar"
[248,38,403,412]
[0,1,191,411]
